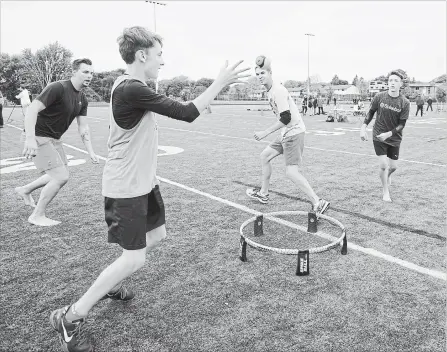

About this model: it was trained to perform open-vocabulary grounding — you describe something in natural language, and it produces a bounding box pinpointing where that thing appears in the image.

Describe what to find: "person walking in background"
[426,96,433,112]
[308,97,313,115]
[415,94,424,117]
[0,90,4,128]
[312,95,317,115]
[333,97,337,106]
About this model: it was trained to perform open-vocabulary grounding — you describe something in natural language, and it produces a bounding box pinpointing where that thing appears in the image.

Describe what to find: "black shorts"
[373,140,400,160]
[105,185,166,250]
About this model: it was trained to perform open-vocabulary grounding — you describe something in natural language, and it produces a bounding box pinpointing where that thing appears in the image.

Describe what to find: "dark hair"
[389,70,404,80]
[117,26,163,64]
[72,58,92,71]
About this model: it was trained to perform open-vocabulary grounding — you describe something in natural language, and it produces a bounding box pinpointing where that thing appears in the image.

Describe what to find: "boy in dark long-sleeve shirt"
[360,71,410,202]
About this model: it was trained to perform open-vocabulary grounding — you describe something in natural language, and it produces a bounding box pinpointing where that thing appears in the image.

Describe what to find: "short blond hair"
[117,26,163,64]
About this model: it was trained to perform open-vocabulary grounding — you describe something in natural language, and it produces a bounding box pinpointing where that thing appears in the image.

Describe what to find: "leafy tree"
[0,53,24,102]
[330,75,340,85]
[20,42,73,92]
[338,79,349,85]
[352,74,359,86]
[195,77,214,88]
[284,80,301,88]
[436,87,446,102]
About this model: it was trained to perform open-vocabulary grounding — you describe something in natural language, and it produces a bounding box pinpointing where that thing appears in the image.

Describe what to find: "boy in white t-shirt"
[246,56,330,215]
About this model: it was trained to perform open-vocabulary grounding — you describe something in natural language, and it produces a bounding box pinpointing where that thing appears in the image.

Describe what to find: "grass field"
[1,103,446,352]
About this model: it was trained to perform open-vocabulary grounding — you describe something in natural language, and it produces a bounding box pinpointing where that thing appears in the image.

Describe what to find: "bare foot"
[15,187,36,207]
[382,193,392,202]
[28,215,61,226]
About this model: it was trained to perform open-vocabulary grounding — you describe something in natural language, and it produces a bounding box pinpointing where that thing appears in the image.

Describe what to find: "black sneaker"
[49,306,92,352]
[313,199,330,218]
[246,188,269,204]
[101,285,135,301]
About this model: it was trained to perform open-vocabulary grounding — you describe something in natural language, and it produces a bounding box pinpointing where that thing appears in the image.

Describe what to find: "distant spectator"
[317,96,324,115]
[426,96,433,111]
[312,96,317,115]
[301,95,308,115]
[415,94,424,117]
[333,97,337,105]
[308,97,313,115]
[0,90,4,128]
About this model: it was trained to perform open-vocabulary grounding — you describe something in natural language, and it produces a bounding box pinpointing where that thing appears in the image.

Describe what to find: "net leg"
[307,212,317,233]
[254,215,264,236]
[239,236,247,262]
[296,250,310,276]
[341,232,348,255]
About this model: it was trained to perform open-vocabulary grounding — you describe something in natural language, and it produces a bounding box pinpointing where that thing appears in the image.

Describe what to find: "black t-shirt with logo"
[35,80,88,139]
[370,91,410,146]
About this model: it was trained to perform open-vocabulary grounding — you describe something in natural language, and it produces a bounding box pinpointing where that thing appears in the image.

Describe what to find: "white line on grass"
[79,116,446,167]
[7,124,445,281]
[159,127,446,168]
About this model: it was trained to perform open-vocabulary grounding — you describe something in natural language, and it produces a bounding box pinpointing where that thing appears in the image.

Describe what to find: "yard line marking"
[7,123,444,281]
[7,123,446,168]
[159,127,446,168]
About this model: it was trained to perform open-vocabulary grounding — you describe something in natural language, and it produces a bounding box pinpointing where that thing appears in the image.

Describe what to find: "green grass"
[0,105,446,352]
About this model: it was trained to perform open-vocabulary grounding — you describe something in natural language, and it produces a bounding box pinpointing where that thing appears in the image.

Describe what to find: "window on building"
[427,88,431,94]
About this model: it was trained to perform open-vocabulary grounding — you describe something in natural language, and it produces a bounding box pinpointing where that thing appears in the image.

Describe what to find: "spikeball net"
[239,211,347,276]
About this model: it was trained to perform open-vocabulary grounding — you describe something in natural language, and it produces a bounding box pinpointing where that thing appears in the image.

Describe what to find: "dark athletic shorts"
[373,140,400,160]
[104,185,166,250]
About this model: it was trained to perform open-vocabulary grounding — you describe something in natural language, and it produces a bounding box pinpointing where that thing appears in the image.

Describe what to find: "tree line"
[1,42,445,103]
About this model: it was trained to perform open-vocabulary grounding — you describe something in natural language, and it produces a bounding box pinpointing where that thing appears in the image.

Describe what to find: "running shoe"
[246,188,269,204]
[49,306,92,352]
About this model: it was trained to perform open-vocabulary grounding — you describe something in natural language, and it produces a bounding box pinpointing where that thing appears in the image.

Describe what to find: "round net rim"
[239,210,346,255]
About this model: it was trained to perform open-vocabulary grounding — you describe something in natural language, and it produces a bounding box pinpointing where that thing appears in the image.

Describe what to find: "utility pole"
[304,33,315,96]
[146,1,166,92]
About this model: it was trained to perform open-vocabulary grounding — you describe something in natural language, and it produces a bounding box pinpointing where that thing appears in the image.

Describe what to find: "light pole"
[305,33,314,96]
[146,1,166,92]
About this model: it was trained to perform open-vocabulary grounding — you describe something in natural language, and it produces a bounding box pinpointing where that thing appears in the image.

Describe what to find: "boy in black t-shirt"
[16,58,99,226]
[360,70,410,202]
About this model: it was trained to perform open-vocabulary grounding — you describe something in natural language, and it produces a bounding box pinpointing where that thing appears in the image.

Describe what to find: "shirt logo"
[380,102,401,113]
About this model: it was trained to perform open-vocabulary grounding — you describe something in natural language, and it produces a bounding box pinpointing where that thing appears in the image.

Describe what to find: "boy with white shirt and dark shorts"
[246,56,330,215]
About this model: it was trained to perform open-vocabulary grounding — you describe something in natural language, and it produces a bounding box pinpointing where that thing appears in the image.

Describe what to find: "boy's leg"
[373,141,392,201]
[260,145,281,195]
[15,174,51,207]
[67,247,147,320]
[28,139,70,226]
[378,155,391,202]
[282,133,329,212]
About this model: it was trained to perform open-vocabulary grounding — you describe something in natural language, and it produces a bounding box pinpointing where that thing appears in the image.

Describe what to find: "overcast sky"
[1,1,445,83]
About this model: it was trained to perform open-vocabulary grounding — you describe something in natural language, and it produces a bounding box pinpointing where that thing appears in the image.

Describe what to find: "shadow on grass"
[234,180,446,242]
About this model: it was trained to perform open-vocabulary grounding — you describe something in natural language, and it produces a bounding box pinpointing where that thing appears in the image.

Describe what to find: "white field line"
[158,126,446,168]
[6,124,446,281]
[79,116,446,167]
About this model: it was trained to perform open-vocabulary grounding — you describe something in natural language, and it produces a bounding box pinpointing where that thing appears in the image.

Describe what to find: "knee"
[285,165,298,178]
[53,170,69,186]
[260,151,270,164]
[379,163,388,171]
[122,250,146,272]
[389,166,397,173]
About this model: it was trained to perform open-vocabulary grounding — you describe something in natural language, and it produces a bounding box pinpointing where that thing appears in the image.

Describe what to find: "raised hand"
[215,60,251,87]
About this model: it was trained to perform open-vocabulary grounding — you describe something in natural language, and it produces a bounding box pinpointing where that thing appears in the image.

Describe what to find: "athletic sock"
[65,304,86,323]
